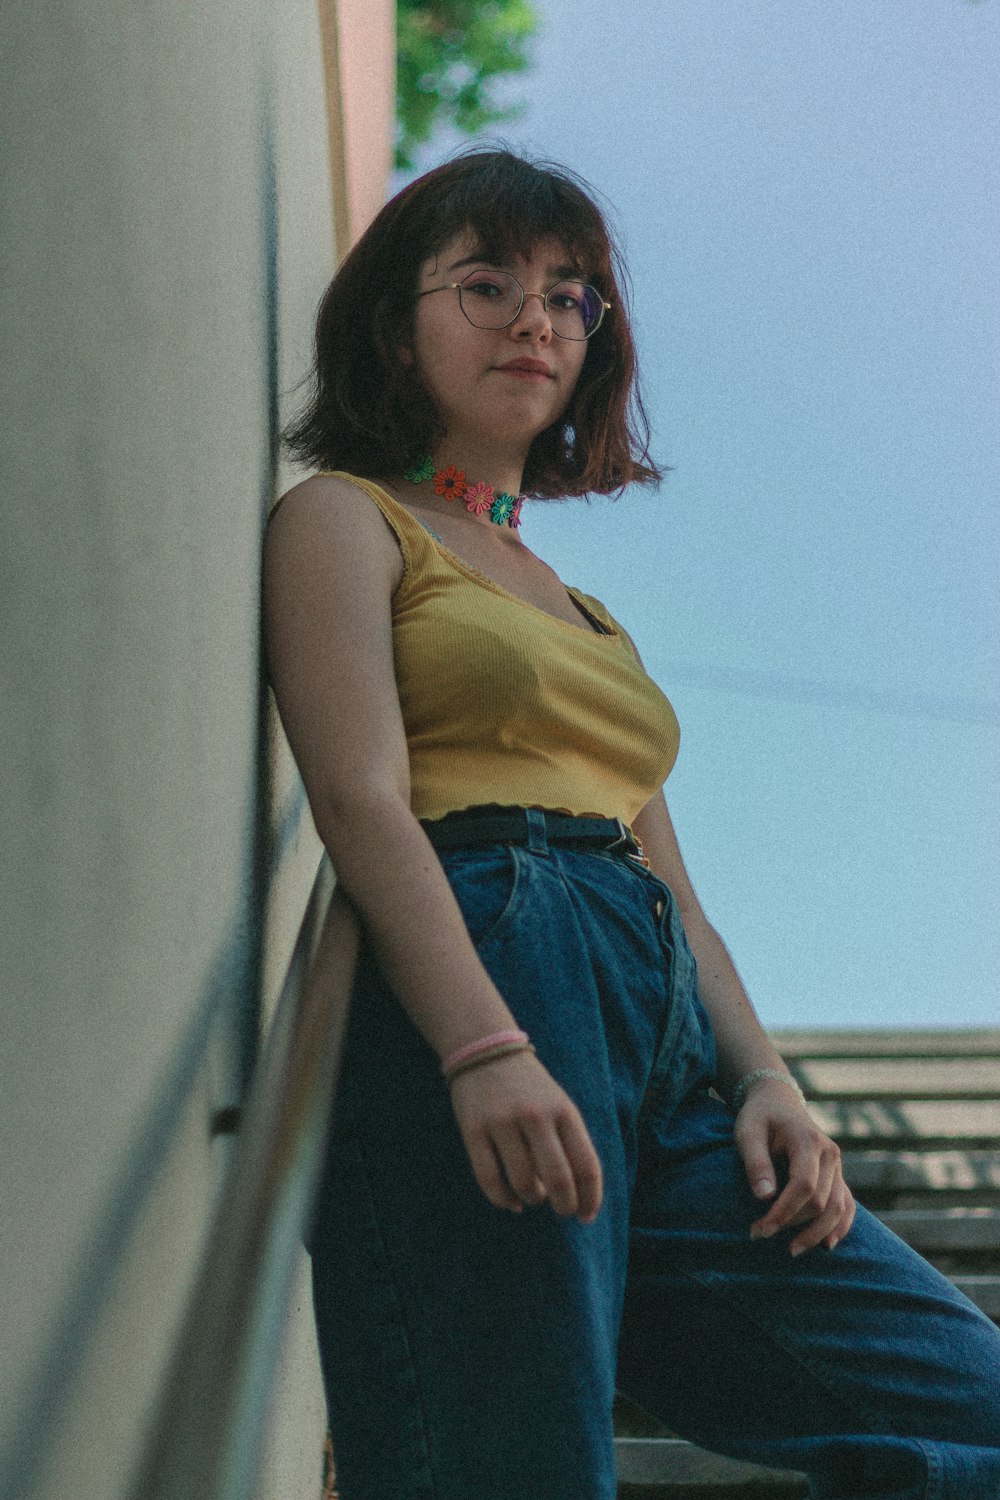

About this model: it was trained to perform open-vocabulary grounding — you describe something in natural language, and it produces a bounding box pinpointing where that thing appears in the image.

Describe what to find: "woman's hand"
[448,1050,604,1225]
[733,1079,856,1255]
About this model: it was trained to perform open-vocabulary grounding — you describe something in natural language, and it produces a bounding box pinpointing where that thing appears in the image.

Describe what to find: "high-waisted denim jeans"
[307,821,1000,1499]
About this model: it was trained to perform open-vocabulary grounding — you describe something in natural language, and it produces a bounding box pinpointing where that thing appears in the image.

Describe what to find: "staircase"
[614,1027,1000,1496]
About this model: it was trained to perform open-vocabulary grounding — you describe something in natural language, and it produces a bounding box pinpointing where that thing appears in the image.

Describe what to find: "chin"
[486,397,563,435]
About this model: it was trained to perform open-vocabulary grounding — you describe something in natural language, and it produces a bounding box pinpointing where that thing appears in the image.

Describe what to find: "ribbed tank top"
[288,472,680,825]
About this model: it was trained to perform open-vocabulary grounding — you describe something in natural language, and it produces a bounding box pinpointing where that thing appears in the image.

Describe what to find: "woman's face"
[408,229,589,455]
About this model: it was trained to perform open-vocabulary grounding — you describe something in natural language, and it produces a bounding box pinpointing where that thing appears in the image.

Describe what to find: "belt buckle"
[607,818,630,852]
[608,818,649,866]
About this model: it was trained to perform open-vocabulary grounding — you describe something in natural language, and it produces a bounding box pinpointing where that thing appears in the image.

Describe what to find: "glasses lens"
[545,281,605,339]
[458,270,522,328]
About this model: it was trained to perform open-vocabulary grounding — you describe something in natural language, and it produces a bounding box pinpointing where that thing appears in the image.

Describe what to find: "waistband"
[420,805,645,860]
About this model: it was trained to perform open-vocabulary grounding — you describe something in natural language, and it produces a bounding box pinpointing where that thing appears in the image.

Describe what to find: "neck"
[427,440,525,501]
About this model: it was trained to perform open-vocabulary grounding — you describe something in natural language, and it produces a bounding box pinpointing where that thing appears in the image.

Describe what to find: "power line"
[660,663,1000,728]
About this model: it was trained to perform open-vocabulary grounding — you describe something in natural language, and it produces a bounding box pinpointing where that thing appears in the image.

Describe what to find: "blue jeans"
[307,824,1000,1499]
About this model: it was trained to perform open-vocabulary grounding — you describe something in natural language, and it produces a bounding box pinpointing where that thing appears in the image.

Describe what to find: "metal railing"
[130,856,359,1500]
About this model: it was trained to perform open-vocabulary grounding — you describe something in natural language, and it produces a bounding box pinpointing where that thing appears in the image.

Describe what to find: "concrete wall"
[0,1,393,1495]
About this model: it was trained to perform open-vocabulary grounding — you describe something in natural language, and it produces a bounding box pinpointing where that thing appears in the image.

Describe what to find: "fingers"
[752,1137,837,1236]
[749,1133,854,1256]
[495,1107,603,1222]
[820,1186,857,1253]
[494,1118,565,1210]
[462,1129,527,1215]
[452,1062,604,1224]
[556,1109,604,1223]
[736,1134,779,1202]
[789,1183,856,1257]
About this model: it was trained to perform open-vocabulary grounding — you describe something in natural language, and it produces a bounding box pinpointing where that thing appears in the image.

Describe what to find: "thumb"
[735,1121,777,1200]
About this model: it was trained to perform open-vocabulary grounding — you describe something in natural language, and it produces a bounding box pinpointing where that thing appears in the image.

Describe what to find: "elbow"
[677,897,716,948]
[310,778,413,851]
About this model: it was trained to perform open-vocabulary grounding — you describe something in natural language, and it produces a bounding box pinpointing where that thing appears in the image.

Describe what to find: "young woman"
[263,151,1000,1500]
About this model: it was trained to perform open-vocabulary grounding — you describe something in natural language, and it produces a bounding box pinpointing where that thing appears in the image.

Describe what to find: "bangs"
[420,154,612,287]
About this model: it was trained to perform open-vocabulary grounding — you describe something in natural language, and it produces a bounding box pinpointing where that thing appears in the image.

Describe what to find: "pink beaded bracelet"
[441,1029,530,1078]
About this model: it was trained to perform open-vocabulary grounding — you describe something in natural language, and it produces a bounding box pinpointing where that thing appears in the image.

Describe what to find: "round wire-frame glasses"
[416,269,611,340]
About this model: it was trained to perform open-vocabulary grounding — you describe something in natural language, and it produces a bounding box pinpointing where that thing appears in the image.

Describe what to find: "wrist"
[441,1029,536,1084]
[730,1067,806,1112]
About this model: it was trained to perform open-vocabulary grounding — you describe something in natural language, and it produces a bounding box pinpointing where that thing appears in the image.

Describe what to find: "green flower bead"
[404,456,435,483]
[490,492,515,524]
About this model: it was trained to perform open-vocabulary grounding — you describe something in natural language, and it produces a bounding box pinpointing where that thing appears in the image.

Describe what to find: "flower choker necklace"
[404,457,525,528]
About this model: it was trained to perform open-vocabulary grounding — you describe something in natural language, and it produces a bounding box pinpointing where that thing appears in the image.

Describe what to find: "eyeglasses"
[416,269,611,340]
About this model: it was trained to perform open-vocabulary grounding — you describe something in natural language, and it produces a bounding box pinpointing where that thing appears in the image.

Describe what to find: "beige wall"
[0,1,393,1495]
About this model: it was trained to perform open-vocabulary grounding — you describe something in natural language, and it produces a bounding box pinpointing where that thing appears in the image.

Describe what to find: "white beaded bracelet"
[730,1067,806,1112]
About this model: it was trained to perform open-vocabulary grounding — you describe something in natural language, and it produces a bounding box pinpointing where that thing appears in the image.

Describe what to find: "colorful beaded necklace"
[404,457,525,529]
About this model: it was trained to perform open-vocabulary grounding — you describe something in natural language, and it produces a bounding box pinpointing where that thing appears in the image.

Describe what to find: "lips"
[495,358,554,378]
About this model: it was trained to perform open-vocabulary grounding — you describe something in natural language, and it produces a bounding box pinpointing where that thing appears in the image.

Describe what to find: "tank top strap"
[567,588,622,641]
[318,470,442,581]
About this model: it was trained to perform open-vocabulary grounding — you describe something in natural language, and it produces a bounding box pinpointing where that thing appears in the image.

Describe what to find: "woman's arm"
[632,787,856,1255]
[262,476,602,1223]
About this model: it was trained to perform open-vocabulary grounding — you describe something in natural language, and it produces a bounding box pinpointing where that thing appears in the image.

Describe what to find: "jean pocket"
[438,844,526,951]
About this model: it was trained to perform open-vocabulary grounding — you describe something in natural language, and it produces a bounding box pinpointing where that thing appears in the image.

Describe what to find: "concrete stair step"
[949,1274,1000,1316]
[615,1439,807,1496]
[876,1206,1000,1250]
[841,1148,1000,1192]
[810,1098,1000,1143]
[771,1029,1000,1058]
[789,1057,1000,1099]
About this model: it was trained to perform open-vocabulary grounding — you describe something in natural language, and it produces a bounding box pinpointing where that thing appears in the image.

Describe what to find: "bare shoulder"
[261,471,412,818]
[261,471,404,707]
[264,472,404,594]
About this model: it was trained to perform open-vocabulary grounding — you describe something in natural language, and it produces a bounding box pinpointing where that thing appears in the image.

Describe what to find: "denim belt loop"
[525,807,549,855]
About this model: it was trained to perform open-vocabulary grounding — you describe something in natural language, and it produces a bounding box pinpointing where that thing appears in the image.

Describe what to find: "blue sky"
[400,0,999,1027]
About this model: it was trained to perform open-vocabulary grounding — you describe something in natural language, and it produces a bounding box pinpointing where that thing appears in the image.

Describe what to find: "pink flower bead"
[465,480,495,515]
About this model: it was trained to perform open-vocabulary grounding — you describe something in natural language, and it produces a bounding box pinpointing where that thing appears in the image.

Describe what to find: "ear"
[397,343,415,367]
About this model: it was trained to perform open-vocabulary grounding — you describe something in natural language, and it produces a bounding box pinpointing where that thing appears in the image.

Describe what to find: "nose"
[508,290,554,342]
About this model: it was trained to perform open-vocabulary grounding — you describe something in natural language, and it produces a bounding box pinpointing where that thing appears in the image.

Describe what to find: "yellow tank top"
[297,472,680,825]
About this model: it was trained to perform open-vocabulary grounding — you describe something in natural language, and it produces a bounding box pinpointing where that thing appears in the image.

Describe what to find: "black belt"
[420,804,643,859]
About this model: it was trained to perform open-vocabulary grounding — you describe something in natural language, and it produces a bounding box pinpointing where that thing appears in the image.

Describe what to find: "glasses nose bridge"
[506,281,554,335]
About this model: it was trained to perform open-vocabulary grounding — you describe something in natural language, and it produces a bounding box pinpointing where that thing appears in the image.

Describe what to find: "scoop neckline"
[429,533,621,641]
[368,480,622,644]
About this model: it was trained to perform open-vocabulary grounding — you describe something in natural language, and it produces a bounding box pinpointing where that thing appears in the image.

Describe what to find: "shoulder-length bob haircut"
[281,148,664,497]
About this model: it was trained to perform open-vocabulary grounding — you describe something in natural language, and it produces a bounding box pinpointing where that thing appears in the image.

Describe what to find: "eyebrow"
[444,252,585,281]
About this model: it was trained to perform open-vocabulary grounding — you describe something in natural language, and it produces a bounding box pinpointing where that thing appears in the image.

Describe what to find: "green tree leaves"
[397,1,539,170]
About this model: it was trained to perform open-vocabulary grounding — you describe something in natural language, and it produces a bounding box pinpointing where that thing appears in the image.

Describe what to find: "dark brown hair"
[281,148,664,497]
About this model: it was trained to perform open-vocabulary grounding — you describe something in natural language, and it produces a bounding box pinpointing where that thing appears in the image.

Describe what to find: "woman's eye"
[548,282,589,312]
[465,275,507,298]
